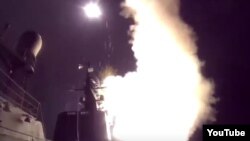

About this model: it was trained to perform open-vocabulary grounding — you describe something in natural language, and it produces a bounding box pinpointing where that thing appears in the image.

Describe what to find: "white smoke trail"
[102,0,215,140]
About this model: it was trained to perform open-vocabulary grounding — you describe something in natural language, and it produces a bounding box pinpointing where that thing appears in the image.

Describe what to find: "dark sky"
[181,0,250,140]
[1,0,250,140]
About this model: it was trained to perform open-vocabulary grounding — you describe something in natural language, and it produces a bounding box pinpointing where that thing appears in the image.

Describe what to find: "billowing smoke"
[101,0,216,140]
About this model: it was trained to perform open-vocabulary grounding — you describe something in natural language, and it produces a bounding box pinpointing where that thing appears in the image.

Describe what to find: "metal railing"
[0,67,41,118]
[0,125,52,141]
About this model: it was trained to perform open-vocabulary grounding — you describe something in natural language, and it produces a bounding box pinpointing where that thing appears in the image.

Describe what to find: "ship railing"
[0,125,53,141]
[0,67,41,118]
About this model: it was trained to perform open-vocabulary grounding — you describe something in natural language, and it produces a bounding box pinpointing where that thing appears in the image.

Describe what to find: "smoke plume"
[102,0,216,140]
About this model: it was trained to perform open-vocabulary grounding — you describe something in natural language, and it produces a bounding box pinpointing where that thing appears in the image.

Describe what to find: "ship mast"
[83,62,98,113]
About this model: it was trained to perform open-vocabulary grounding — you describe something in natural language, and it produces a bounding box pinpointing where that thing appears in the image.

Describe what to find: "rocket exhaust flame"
[102,0,216,140]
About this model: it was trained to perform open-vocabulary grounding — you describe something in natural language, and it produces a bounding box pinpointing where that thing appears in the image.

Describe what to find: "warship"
[0,23,112,141]
[0,23,49,141]
[54,63,113,141]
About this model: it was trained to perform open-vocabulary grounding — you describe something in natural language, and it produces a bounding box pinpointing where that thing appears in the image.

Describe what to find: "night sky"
[1,0,250,140]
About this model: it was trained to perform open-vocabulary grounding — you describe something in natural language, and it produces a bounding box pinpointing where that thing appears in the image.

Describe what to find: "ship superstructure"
[54,63,112,141]
[0,24,49,141]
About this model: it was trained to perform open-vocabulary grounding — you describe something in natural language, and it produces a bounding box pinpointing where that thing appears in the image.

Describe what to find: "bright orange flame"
[101,0,215,140]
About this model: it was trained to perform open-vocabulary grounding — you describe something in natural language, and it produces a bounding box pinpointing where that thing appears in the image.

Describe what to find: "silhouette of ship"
[0,23,50,141]
[54,63,113,141]
[0,23,113,141]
